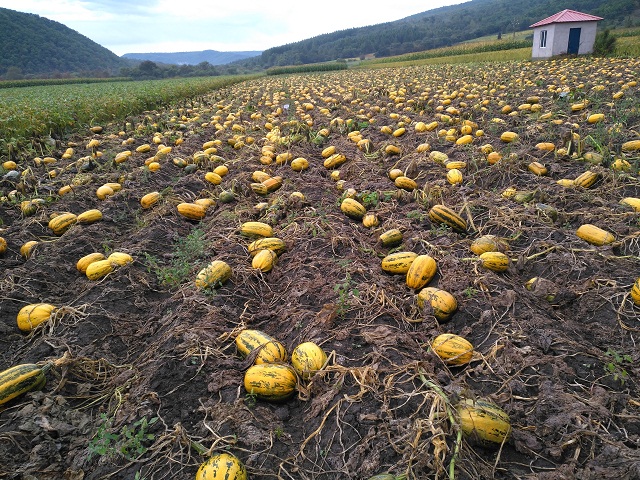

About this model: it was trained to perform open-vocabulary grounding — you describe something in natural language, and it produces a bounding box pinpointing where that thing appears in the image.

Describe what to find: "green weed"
[88,414,158,462]
[144,228,207,288]
[604,348,632,385]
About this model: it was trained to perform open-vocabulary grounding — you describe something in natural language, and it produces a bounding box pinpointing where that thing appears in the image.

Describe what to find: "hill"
[0,7,129,79]
[122,49,262,66]
[241,0,639,68]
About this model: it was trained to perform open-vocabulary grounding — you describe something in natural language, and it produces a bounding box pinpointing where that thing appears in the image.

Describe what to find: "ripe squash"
[0,362,52,406]
[17,303,57,332]
[362,213,379,228]
[428,205,467,233]
[196,452,247,480]
[631,278,640,306]
[620,197,640,212]
[235,329,287,365]
[240,221,273,238]
[470,235,509,255]
[381,251,418,275]
[379,229,403,247]
[177,202,206,221]
[446,169,463,185]
[321,145,336,158]
[0,236,7,255]
[96,184,115,200]
[252,249,277,272]
[244,363,297,401]
[247,237,286,257]
[574,170,599,188]
[195,260,232,289]
[20,240,38,259]
[86,259,114,281]
[528,162,547,176]
[48,213,77,235]
[108,252,134,266]
[291,342,327,379]
[76,209,102,224]
[394,176,417,191]
[324,153,347,169]
[416,287,457,321]
[76,252,106,273]
[290,157,309,171]
[405,255,437,290]
[340,198,366,219]
[500,131,519,143]
[204,172,222,185]
[479,251,510,272]
[431,333,474,366]
[140,191,161,209]
[455,398,511,446]
[621,140,640,152]
[576,224,615,246]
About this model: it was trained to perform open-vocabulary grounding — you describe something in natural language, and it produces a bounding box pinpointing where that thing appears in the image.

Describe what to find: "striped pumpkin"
[195,260,232,289]
[48,213,77,235]
[416,287,457,321]
[235,329,287,365]
[244,363,297,401]
[291,342,327,379]
[381,251,418,275]
[405,255,437,290]
[455,398,511,446]
[428,205,467,233]
[340,198,366,219]
[196,452,247,480]
[479,251,510,272]
[0,362,52,406]
[247,237,286,257]
[431,333,474,366]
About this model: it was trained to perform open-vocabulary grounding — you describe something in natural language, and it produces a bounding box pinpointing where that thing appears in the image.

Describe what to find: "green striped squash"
[244,363,297,401]
[479,251,510,272]
[381,251,418,275]
[405,255,437,290]
[428,205,467,233]
[0,362,52,405]
[235,329,287,364]
[196,452,247,480]
[195,260,232,289]
[455,398,511,446]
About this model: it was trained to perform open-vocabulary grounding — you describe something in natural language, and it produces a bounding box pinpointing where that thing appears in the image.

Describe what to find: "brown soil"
[1,58,640,480]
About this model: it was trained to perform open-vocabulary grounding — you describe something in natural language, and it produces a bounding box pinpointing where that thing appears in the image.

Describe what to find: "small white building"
[530,9,603,60]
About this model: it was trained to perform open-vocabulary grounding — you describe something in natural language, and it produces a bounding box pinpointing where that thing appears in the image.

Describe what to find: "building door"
[568,28,581,54]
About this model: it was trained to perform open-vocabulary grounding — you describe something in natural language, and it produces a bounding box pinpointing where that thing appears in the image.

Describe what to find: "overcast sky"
[1,0,468,56]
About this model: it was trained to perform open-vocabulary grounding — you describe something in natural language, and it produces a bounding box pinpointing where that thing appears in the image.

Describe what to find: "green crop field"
[0,75,255,159]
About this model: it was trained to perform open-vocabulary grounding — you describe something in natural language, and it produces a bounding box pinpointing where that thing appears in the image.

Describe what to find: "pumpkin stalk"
[419,373,461,480]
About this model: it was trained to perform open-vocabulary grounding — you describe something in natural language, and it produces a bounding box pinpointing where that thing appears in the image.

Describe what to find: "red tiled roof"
[529,9,603,28]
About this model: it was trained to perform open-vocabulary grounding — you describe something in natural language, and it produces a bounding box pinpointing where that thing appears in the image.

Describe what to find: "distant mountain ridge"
[240,0,639,68]
[0,7,129,77]
[122,50,262,66]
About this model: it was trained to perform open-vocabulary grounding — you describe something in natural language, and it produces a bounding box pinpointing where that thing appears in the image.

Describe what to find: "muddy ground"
[1,58,640,479]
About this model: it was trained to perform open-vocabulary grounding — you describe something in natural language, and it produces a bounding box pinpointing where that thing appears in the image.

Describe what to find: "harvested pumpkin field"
[1,57,639,479]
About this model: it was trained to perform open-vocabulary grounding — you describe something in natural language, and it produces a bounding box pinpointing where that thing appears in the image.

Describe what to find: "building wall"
[532,22,598,59]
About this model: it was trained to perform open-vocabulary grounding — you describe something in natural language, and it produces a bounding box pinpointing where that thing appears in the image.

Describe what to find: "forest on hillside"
[242,0,639,68]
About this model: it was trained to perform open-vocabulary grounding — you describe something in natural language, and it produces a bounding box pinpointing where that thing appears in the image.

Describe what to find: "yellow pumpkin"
[177,203,206,221]
[195,260,232,289]
[76,252,106,273]
[76,209,102,224]
[17,303,57,332]
[252,249,277,272]
[455,398,511,446]
[244,363,297,401]
[141,191,161,209]
[416,287,457,321]
[85,259,114,281]
[108,252,134,266]
[576,224,615,246]
[631,278,640,306]
[431,333,474,366]
[405,255,437,290]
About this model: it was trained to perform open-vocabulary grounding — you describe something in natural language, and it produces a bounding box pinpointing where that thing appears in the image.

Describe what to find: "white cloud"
[0,0,468,55]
